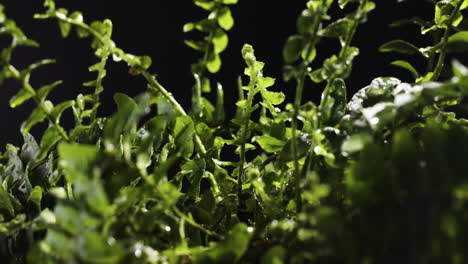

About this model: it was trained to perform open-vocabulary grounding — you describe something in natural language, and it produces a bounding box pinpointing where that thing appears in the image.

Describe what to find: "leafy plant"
[2,0,468,263]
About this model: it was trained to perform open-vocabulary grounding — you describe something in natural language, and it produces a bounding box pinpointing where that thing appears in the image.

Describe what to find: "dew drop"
[134,243,143,258]
[135,249,142,258]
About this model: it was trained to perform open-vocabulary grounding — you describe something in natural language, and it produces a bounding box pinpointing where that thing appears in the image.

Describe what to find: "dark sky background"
[0,1,442,148]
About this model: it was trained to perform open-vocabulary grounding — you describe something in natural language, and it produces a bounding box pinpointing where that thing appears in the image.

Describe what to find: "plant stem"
[291,73,305,211]
[172,206,221,239]
[237,77,257,202]
[49,14,209,155]
[319,0,366,127]
[290,1,325,211]
[142,71,207,155]
[431,0,463,81]
[9,65,70,141]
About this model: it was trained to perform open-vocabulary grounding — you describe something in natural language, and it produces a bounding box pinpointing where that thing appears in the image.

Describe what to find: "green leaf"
[28,186,43,210]
[297,10,315,34]
[58,143,99,182]
[435,1,463,29]
[158,182,183,208]
[139,55,152,70]
[0,184,15,217]
[256,135,285,153]
[283,35,303,63]
[320,78,347,126]
[206,52,221,73]
[462,0,468,10]
[184,40,207,51]
[301,46,316,62]
[173,115,195,158]
[183,22,195,32]
[452,59,468,78]
[36,80,62,102]
[339,0,353,8]
[261,246,286,264]
[104,93,148,150]
[77,231,123,263]
[212,28,228,53]
[194,0,216,10]
[379,40,422,55]
[341,133,373,155]
[279,133,312,161]
[69,11,83,23]
[21,107,46,135]
[20,133,40,162]
[445,31,468,52]
[38,127,62,161]
[319,17,353,46]
[194,223,253,263]
[10,88,33,108]
[217,7,234,30]
[54,204,80,234]
[258,76,276,88]
[236,99,249,109]
[262,91,285,105]
[390,60,420,79]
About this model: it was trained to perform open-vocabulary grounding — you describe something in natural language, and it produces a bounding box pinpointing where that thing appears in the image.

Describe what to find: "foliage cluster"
[2,0,468,263]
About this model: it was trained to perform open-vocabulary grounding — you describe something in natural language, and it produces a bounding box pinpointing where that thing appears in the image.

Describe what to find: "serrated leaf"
[258,76,275,88]
[342,133,373,154]
[262,91,285,105]
[256,135,285,153]
[51,100,75,123]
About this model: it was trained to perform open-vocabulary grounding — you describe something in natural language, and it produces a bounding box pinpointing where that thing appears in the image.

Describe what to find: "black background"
[0,1,441,147]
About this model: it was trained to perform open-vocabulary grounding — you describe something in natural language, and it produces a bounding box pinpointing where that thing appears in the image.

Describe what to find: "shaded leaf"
[379,39,422,55]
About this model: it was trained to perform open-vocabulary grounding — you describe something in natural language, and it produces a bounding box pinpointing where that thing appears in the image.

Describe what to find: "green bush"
[2,0,468,263]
